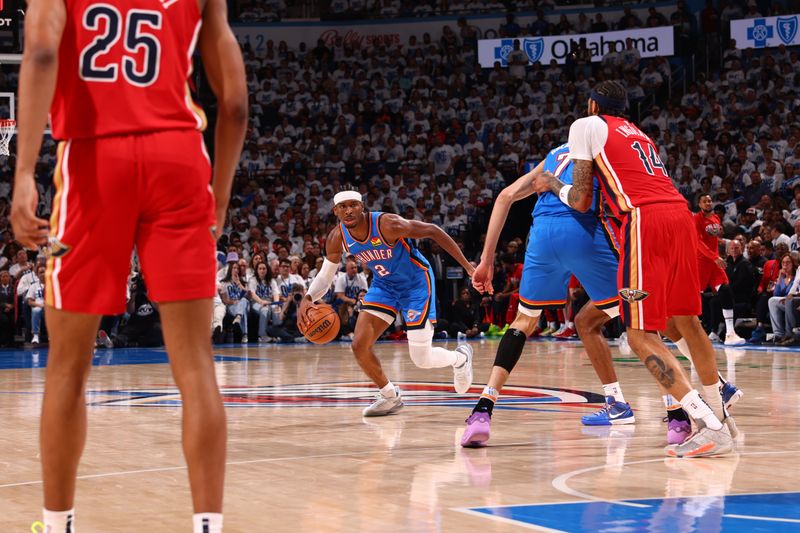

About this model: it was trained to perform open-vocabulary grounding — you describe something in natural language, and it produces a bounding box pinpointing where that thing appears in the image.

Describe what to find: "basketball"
[300,304,341,344]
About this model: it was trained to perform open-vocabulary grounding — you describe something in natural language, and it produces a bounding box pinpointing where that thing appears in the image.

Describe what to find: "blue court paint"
[465,492,800,532]
[0,347,267,369]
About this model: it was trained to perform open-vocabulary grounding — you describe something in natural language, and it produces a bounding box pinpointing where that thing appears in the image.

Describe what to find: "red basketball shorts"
[617,204,702,331]
[697,257,729,290]
[45,130,217,315]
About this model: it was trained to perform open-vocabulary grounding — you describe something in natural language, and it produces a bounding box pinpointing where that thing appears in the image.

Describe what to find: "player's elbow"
[573,196,592,213]
[220,96,249,127]
[25,44,58,67]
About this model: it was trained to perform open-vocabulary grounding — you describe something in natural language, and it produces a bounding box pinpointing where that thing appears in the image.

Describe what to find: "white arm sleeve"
[567,116,608,161]
[307,258,340,302]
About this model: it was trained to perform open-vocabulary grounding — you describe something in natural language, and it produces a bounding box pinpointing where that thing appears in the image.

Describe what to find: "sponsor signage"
[731,14,800,49]
[477,26,674,67]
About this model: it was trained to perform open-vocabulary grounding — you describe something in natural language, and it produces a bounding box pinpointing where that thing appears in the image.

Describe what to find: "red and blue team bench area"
[460,492,800,532]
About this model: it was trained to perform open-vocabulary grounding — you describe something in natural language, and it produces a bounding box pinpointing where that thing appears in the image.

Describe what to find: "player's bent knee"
[407,323,436,368]
[511,307,541,336]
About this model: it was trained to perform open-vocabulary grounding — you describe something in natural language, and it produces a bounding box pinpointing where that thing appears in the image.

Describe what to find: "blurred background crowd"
[1,0,799,347]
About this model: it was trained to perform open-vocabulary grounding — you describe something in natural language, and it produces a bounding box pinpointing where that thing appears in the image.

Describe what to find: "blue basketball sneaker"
[721,382,743,410]
[581,396,635,426]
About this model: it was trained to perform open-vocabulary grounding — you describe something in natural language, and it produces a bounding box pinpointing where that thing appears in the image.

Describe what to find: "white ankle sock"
[566,321,574,329]
[680,389,722,430]
[722,309,735,334]
[193,513,223,533]
[380,382,397,398]
[602,382,625,403]
[702,383,725,420]
[43,508,74,533]
[674,338,693,364]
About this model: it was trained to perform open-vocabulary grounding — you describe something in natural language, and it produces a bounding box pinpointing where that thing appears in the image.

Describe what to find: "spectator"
[0,270,13,346]
[249,261,281,342]
[449,288,484,338]
[109,275,164,348]
[25,265,45,345]
[768,254,800,344]
[334,260,369,333]
[219,262,250,344]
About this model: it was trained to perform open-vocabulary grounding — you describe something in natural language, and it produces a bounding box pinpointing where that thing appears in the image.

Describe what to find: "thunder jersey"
[532,143,600,219]
[570,115,686,219]
[341,212,432,288]
[51,0,207,139]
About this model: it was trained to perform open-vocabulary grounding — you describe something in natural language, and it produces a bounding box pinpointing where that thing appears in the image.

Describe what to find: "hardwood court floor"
[0,338,799,532]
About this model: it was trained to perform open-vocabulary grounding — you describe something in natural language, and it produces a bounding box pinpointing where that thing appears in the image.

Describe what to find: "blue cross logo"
[746,18,774,47]
[493,39,514,66]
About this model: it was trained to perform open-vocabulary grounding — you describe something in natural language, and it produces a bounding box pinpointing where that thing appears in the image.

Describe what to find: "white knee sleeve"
[406,321,457,368]
[516,305,541,318]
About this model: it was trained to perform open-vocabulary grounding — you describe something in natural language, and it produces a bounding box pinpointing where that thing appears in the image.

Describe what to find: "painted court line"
[454,509,567,532]
[551,450,795,505]
[723,514,800,524]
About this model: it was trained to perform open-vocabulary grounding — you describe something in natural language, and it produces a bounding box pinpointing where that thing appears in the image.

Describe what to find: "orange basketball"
[300,304,341,344]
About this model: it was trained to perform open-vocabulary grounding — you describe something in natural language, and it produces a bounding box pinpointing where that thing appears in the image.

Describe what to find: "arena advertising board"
[731,14,800,49]
[477,26,674,67]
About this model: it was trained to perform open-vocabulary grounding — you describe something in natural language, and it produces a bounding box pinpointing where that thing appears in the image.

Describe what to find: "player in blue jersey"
[462,144,633,447]
[299,189,477,416]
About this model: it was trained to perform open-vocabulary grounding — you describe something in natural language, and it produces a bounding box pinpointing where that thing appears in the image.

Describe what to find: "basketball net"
[0,119,15,156]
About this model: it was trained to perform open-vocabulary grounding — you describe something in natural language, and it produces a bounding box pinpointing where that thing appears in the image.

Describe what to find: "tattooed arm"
[530,160,594,213]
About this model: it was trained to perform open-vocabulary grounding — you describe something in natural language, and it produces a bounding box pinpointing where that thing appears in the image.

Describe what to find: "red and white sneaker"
[554,326,577,339]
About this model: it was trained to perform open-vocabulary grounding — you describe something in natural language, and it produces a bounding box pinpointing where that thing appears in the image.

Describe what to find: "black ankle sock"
[473,397,495,416]
[667,408,690,422]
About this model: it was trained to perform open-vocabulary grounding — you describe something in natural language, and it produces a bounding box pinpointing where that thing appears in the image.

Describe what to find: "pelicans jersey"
[518,145,619,314]
[694,212,729,290]
[44,0,216,315]
[51,0,207,139]
[341,212,436,329]
[568,114,700,330]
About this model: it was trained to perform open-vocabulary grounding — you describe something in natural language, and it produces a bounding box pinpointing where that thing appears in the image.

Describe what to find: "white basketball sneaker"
[453,343,473,394]
[362,387,404,417]
[723,331,746,346]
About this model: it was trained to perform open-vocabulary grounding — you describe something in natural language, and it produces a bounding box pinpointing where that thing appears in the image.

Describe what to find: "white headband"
[334,191,363,206]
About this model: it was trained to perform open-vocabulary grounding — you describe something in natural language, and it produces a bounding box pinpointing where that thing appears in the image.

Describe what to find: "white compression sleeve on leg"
[406,322,459,368]
[306,258,339,302]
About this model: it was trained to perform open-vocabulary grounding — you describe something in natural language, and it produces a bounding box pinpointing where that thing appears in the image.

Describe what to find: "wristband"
[558,184,573,206]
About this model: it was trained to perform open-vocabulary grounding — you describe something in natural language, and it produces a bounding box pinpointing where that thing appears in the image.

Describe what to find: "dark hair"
[255,261,273,285]
[591,81,628,116]
[500,252,515,265]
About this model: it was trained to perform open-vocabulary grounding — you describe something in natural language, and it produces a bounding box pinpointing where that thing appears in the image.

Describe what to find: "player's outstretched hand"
[471,260,494,295]
[10,175,49,250]
[297,295,320,331]
[532,171,558,194]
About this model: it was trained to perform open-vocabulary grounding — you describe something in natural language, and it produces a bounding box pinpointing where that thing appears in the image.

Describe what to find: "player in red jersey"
[693,194,745,345]
[533,81,735,458]
[11,0,247,531]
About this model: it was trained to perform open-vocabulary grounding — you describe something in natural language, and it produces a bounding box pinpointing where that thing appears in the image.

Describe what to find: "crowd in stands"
[1,2,800,346]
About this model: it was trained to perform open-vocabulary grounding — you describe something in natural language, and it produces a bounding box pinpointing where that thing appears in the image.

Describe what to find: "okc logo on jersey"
[370,237,382,247]
[407,309,420,321]
[619,288,649,302]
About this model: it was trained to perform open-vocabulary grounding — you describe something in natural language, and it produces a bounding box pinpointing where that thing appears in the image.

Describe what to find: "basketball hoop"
[0,119,14,156]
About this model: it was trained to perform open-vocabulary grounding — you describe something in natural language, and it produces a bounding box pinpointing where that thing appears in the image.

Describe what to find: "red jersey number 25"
[79,5,162,87]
